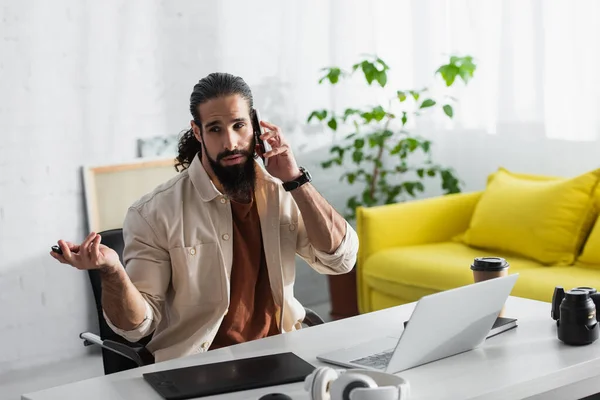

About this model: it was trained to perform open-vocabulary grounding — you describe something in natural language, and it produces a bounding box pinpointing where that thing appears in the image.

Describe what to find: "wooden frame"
[82,157,180,233]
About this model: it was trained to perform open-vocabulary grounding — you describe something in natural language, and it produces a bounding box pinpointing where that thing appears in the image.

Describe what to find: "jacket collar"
[188,153,279,202]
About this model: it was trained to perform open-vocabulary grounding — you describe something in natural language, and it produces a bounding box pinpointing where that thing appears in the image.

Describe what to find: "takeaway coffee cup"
[471,257,510,316]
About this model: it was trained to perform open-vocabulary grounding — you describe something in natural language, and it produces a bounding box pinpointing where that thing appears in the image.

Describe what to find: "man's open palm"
[50,232,120,272]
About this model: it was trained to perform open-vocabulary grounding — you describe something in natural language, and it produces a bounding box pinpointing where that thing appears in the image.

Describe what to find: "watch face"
[283,167,311,191]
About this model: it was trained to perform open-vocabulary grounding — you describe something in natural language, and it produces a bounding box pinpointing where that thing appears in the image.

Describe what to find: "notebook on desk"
[487,316,518,338]
[143,352,315,400]
[402,315,517,338]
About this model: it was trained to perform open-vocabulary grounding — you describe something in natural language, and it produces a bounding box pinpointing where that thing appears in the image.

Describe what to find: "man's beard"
[205,140,256,202]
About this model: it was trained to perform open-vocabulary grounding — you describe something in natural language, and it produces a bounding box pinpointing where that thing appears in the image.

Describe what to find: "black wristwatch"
[282,167,312,191]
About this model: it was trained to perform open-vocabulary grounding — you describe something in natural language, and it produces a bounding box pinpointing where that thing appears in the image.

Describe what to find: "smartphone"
[51,245,63,255]
[252,108,272,166]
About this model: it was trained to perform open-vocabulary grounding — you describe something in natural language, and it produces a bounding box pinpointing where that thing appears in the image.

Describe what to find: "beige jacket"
[104,155,358,363]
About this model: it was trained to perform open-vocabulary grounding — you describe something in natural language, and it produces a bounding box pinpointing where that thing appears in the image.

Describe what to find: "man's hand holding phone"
[255,117,303,184]
[253,108,272,167]
[50,232,120,273]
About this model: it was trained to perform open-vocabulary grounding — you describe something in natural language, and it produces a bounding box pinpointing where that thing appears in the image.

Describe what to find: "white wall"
[0,0,223,374]
[427,128,600,195]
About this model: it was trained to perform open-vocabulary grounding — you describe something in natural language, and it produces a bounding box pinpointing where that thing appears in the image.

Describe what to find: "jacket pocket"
[169,243,224,306]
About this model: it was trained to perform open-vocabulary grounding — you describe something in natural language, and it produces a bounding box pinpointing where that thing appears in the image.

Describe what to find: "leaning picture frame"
[81,157,179,233]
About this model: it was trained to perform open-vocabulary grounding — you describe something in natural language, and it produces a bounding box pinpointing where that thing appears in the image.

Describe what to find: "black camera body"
[552,286,600,345]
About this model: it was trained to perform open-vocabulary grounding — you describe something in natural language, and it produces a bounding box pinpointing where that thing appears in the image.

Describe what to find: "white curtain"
[1,0,598,188]
[422,0,600,142]
[2,0,599,162]
[212,0,600,147]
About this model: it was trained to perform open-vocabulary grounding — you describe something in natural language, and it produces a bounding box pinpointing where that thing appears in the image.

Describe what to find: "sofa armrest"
[356,191,482,259]
[355,191,482,313]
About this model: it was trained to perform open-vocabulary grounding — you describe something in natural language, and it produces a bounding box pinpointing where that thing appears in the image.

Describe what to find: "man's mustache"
[216,148,252,162]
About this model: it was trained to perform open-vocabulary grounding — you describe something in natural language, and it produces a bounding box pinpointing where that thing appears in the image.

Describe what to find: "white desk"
[22,296,600,400]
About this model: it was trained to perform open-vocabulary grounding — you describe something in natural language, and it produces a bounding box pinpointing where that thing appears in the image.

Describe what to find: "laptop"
[317,273,519,373]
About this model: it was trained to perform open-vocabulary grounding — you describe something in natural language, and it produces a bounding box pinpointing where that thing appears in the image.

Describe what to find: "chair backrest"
[86,228,153,375]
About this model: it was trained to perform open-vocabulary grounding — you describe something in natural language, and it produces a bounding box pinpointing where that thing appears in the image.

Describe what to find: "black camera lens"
[565,289,591,303]
[573,287,598,295]
[558,289,599,345]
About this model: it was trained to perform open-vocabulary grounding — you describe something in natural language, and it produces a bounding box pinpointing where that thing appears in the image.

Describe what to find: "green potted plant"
[307,54,477,318]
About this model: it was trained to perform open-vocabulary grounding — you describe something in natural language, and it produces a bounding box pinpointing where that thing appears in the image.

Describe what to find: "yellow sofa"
[356,169,600,314]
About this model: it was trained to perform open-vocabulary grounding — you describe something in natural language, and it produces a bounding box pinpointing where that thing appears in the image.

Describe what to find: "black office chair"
[80,228,325,375]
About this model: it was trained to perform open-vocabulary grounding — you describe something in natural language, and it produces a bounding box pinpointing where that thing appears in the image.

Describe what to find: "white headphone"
[304,366,410,400]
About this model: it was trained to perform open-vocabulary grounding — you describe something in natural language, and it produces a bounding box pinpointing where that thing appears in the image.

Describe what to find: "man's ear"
[191,120,202,142]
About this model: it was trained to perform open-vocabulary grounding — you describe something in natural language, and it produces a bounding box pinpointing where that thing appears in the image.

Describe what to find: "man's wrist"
[279,168,303,183]
[99,263,123,277]
[289,181,312,197]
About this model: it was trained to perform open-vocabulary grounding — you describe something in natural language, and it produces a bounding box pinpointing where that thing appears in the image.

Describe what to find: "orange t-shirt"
[209,196,280,350]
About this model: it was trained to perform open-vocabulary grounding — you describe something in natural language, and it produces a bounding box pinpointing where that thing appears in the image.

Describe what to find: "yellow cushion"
[462,167,600,265]
[579,218,600,266]
[362,242,543,305]
[512,265,600,302]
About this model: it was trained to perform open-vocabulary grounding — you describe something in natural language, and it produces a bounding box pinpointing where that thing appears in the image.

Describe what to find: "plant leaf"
[437,64,459,86]
[397,91,407,102]
[347,173,356,184]
[343,108,360,121]
[361,61,376,85]
[443,104,454,118]
[441,168,461,193]
[321,160,333,168]
[327,118,338,131]
[421,140,431,153]
[406,137,420,151]
[329,145,343,154]
[420,99,436,109]
[361,189,376,206]
[372,106,387,121]
[307,110,328,122]
[376,70,387,87]
[361,112,374,123]
[401,111,408,126]
[390,141,402,155]
[376,57,390,70]
[328,67,342,84]
[368,135,378,148]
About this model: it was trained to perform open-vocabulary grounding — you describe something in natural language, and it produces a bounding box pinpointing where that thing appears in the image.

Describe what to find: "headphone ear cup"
[304,367,339,400]
[329,373,378,400]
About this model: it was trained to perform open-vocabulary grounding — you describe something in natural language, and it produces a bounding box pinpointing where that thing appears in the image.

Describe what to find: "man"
[50,72,358,363]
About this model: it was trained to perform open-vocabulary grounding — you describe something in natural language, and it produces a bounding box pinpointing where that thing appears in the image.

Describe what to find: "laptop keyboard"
[350,349,394,370]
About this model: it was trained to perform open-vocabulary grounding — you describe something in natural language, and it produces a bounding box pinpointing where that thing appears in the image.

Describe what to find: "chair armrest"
[356,191,482,262]
[79,332,153,367]
[303,307,325,326]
